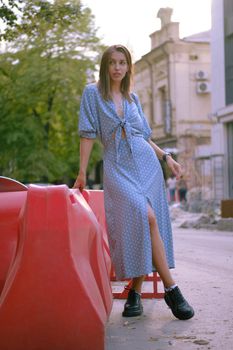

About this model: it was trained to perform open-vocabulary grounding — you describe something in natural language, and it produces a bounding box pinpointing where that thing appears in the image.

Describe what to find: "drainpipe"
[144,59,155,125]
[161,43,172,135]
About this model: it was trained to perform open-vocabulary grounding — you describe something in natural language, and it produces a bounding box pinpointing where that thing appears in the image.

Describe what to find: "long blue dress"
[79,83,175,280]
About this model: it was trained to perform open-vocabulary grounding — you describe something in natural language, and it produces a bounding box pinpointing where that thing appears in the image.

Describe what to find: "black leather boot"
[164,286,194,320]
[122,289,143,317]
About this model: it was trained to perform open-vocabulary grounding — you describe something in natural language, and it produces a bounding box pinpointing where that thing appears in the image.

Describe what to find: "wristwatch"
[162,152,172,162]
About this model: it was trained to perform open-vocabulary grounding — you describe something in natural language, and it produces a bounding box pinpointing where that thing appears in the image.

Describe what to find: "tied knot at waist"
[113,119,133,162]
[119,120,126,128]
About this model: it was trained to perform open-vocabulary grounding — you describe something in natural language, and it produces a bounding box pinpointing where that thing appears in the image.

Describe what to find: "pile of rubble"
[169,187,233,232]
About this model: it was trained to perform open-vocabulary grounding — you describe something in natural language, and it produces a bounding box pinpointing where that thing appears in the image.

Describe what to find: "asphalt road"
[105,226,233,350]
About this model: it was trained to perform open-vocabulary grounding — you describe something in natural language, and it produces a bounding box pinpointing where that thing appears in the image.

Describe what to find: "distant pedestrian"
[177,175,188,203]
[166,175,177,203]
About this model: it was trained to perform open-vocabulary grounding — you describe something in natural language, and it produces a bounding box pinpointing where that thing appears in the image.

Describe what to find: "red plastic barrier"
[0,176,28,192]
[0,185,112,350]
[80,189,112,278]
[111,270,164,299]
[0,190,27,294]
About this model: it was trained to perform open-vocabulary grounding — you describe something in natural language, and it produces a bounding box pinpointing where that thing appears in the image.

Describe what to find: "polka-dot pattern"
[79,84,175,280]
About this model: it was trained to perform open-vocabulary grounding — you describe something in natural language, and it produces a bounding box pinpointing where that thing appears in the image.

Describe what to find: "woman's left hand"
[166,156,182,179]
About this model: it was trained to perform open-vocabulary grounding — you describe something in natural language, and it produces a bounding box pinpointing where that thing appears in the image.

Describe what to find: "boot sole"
[122,308,143,317]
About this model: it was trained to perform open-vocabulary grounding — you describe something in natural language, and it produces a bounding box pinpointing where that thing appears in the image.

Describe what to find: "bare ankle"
[131,275,145,293]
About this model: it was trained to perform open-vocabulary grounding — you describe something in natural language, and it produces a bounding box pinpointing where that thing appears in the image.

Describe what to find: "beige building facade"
[133,8,212,190]
[210,0,233,201]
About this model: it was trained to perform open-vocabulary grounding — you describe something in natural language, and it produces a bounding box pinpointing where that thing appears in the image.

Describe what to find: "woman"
[73,45,194,320]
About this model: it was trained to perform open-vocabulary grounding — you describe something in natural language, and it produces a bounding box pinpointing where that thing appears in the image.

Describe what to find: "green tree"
[0,0,104,185]
[0,0,23,35]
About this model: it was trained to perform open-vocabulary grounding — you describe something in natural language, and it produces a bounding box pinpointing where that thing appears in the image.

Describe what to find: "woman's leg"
[147,205,175,288]
[124,204,194,319]
[131,275,145,293]
[123,204,194,319]
[146,205,194,320]
[131,205,174,292]
[123,276,144,317]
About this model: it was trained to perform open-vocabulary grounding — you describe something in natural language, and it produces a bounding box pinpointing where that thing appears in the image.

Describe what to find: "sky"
[82,0,212,61]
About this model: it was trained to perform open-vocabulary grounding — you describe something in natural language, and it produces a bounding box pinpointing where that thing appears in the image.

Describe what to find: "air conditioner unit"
[195,70,208,80]
[196,81,211,94]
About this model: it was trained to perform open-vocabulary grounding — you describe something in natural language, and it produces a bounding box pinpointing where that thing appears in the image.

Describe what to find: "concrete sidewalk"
[105,227,233,350]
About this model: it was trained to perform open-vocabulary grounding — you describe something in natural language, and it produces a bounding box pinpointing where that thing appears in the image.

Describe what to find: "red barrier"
[0,189,27,294]
[80,189,112,278]
[0,184,112,350]
[111,270,164,299]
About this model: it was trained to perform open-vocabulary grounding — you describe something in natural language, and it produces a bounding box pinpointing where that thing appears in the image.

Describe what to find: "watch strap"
[162,152,172,162]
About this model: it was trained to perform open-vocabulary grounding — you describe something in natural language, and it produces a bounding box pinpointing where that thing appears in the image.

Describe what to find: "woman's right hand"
[73,172,86,192]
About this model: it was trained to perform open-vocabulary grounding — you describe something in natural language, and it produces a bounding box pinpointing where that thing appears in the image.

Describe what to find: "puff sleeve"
[78,85,98,139]
[131,93,152,141]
